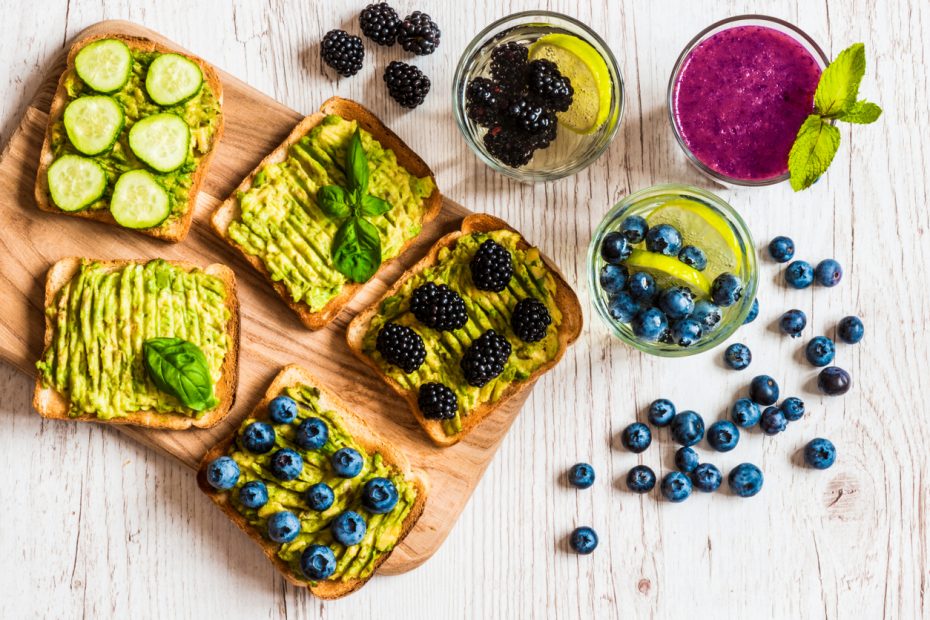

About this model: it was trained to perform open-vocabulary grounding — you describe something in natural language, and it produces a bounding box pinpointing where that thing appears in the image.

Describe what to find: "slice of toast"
[346,214,583,446]
[210,96,442,330]
[196,364,429,599]
[33,257,240,430]
[34,33,225,242]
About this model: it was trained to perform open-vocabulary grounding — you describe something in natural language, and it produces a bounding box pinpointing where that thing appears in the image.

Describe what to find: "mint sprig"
[788,43,882,191]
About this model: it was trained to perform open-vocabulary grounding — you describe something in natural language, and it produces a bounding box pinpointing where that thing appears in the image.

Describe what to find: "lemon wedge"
[623,250,711,297]
[646,199,742,281]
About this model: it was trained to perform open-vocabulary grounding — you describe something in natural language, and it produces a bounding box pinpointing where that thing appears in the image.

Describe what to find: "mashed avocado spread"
[228,115,435,312]
[36,260,230,420]
[362,229,562,436]
[226,384,417,583]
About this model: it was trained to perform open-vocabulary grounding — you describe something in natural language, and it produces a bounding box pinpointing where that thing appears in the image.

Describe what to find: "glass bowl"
[666,15,829,187]
[452,11,624,182]
[587,184,758,357]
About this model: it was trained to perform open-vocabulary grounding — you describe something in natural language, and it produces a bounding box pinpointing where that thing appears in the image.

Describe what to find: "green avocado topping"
[36,260,230,420]
[227,114,436,312]
[225,384,418,584]
[361,229,562,437]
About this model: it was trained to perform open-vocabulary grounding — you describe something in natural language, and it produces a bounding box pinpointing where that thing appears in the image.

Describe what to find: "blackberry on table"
[490,41,528,88]
[397,11,440,55]
[320,30,365,77]
[483,126,536,168]
[359,2,400,46]
[383,61,431,108]
[417,383,457,420]
[410,282,468,331]
[525,59,574,112]
[376,322,426,373]
[506,98,556,135]
[470,239,514,292]
[460,329,512,387]
[511,298,552,343]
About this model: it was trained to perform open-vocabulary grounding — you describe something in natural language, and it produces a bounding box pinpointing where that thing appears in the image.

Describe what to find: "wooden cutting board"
[0,20,541,575]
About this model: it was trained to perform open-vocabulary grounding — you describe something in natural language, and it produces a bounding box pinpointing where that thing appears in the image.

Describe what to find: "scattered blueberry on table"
[818,366,852,396]
[731,398,761,428]
[670,410,705,447]
[569,526,599,554]
[814,259,843,287]
[728,463,764,498]
[837,315,864,344]
[724,342,752,370]
[626,465,657,493]
[568,463,596,489]
[779,397,805,422]
[647,398,676,427]
[760,406,788,435]
[706,420,740,452]
[768,236,795,263]
[785,260,814,289]
[621,422,652,453]
[805,336,836,367]
[803,438,837,469]
[661,471,693,502]
[691,463,723,492]
[778,309,807,338]
[674,446,699,473]
[749,375,780,406]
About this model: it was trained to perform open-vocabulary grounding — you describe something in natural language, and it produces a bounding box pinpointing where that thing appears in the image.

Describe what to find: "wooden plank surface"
[1,0,928,618]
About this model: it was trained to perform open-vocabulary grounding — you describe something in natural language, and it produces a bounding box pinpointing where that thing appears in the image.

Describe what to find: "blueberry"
[691,300,723,333]
[645,224,682,256]
[331,447,364,478]
[267,511,301,543]
[621,422,652,453]
[626,465,657,493]
[744,298,759,324]
[607,292,640,322]
[647,399,676,427]
[749,375,780,406]
[711,272,743,307]
[631,308,668,342]
[600,231,631,265]
[785,260,814,289]
[241,421,276,454]
[768,236,795,263]
[678,245,707,271]
[362,477,399,513]
[780,396,805,422]
[728,463,763,497]
[671,318,703,347]
[305,482,335,511]
[619,215,649,243]
[691,463,723,492]
[804,438,837,469]
[270,448,303,481]
[706,420,740,452]
[658,286,695,320]
[818,367,851,396]
[268,395,298,424]
[779,309,807,338]
[206,456,240,490]
[814,259,843,287]
[760,406,787,435]
[331,510,367,546]
[674,446,699,473]
[569,526,598,554]
[238,480,268,509]
[805,336,835,367]
[301,544,337,580]
[670,410,705,447]
[628,272,657,302]
[568,463,596,489]
[837,316,864,344]
[660,471,693,502]
[730,398,761,428]
[599,264,627,294]
[295,417,329,450]
[723,343,751,370]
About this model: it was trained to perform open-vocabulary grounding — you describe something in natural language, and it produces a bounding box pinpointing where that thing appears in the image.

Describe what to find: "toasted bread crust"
[32,257,240,430]
[196,364,429,599]
[210,97,442,330]
[345,214,583,447]
[34,33,225,243]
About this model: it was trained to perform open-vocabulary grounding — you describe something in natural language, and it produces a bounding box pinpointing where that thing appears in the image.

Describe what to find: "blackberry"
[470,239,513,292]
[417,383,457,420]
[525,59,574,112]
[466,78,505,128]
[483,126,536,168]
[383,61,430,108]
[375,322,426,373]
[506,98,556,135]
[320,30,365,78]
[490,42,528,88]
[409,282,468,331]
[397,11,440,55]
[461,330,512,387]
[511,298,552,343]
[359,2,399,46]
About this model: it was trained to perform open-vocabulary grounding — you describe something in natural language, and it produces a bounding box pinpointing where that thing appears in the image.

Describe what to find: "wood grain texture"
[0,0,928,618]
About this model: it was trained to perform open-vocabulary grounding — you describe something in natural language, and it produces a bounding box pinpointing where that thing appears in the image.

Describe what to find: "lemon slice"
[623,250,710,296]
[646,199,742,281]
[528,34,612,134]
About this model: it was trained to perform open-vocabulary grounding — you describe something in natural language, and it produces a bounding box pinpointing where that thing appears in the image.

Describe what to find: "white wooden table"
[1,1,927,618]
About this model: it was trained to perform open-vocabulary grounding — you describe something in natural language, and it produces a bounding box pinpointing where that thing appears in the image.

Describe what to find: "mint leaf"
[345,128,369,194]
[814,43,866,117]
[358,194,392,217]
[317,185,350,218]
[331,216,381,283]
[788,115,841,191]
[836,100,882,124]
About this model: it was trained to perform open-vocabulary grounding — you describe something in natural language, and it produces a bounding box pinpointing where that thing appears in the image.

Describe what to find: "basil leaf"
[332,216,381,283]
[359,193,392,217]
[317,185,351,218]
[345,128,369,195]
[142,337,218,412]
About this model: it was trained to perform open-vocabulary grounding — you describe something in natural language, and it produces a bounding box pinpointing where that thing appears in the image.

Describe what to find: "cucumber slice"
[63,96,124,156]
[47,155,107,212]
[128,113,190,172]
[74,38,132,93]
[145,53,203,106]
[110,170,170,229]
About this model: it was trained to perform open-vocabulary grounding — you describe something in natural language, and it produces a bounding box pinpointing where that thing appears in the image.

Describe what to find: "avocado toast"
[35,33,224,242]
[347,214,583,446]
[34,257,239,429]
[197,365,428,599]
[211,97,441,330]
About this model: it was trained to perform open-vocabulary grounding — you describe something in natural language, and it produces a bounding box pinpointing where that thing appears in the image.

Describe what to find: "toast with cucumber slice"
[35,33,224,242]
